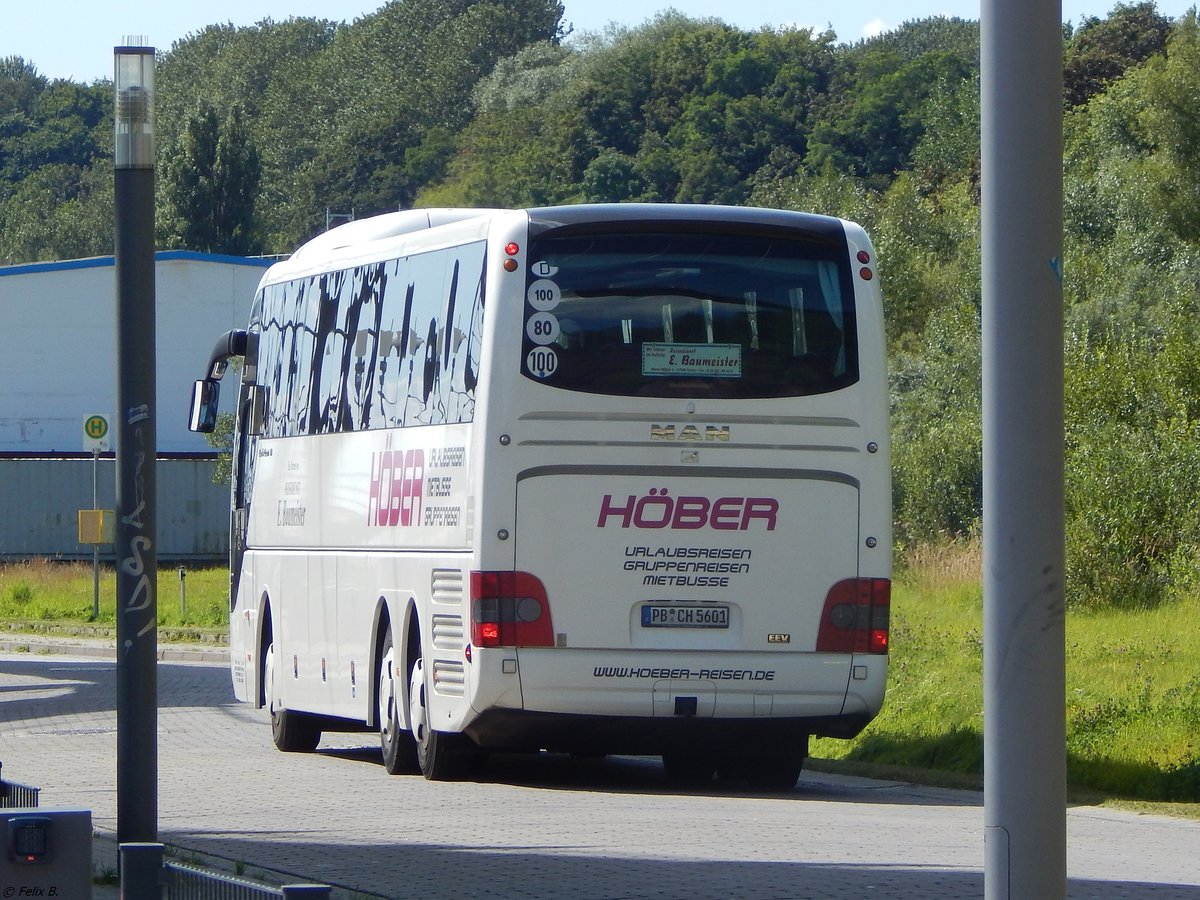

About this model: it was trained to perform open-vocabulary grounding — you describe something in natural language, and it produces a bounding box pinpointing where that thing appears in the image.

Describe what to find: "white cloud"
[862,17,889,38]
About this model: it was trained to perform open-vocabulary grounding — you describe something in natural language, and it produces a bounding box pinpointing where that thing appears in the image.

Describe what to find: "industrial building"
[0,251,271,559]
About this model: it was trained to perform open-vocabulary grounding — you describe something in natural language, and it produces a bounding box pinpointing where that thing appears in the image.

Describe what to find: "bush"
[1065,418,1200,608]
[890,299,982,546]
[1064,312,1200,608]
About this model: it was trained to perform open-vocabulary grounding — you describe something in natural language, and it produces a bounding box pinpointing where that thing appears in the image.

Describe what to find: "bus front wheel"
[265,641,320,753]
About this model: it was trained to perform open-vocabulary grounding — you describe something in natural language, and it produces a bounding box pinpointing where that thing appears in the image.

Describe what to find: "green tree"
[1064,301,1200,607]
[434,15,839,207]
[313,0,565,197]
[807,46,973,183]
[890,298,982,546]
[580,149,646,202]
[0,163,112,263]
[1064,1,1171,107]
[0,60,112,263]
[206,412,236,486]
[0,56,47,120]
[162,102,262,254]
[1132,15,1200,243]
[155,18,339,250]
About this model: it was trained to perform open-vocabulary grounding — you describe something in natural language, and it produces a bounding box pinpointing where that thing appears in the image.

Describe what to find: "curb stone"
[0,633,227,663]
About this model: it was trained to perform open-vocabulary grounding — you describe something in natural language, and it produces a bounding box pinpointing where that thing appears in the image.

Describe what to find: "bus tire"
[378,625,418,775]
[265,641,320,753]
[409,654,476,781]
[743,753,804,790]
[661,749,717,787]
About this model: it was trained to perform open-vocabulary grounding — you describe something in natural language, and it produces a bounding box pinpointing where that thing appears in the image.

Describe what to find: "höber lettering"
[367,447,424,526]
[597,488,778,531]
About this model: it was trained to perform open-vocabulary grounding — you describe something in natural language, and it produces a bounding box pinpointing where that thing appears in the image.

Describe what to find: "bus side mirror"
[189,379,220,433]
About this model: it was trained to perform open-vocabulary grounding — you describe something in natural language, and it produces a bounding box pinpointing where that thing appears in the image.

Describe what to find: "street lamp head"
[114,44,155,169]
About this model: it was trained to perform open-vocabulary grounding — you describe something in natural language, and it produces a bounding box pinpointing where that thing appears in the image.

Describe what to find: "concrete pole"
[980,1,1066,897]
[113,42,158,847]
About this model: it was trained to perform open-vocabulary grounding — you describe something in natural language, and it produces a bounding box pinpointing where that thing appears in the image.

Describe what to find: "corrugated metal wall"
[0,458,228,560]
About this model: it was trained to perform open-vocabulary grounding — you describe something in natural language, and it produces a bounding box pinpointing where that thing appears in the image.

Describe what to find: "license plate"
[641,604,729,628]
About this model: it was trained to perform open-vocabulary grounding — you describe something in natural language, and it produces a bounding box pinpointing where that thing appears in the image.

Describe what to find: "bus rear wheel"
[661,749,717,787]
[742,753,804,790]
[265,641,320,753]
[724,735,808,790]
[378,626,418,775]
[408,654,481,781]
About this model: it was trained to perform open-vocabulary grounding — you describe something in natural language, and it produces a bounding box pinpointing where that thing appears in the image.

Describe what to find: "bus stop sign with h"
[80,413,114,618]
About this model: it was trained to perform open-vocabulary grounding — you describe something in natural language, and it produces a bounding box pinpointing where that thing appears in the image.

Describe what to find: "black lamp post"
[113,41,158,852]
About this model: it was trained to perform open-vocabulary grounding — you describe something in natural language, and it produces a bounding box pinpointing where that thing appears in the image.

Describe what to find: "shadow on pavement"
[152,830,1200,900]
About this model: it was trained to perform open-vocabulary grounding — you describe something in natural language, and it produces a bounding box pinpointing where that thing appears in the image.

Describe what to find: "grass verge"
[0,558,228,635]
[811,539,1200,812]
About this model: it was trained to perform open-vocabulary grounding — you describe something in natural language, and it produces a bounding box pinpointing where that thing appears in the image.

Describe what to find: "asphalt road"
[0,647,1198,899]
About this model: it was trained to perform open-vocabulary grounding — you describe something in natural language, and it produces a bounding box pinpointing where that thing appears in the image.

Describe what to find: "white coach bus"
[188,203,891,788]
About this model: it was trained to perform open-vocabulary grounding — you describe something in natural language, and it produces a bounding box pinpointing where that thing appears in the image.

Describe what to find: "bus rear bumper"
[471,647,886,752]
[463,707,871,755]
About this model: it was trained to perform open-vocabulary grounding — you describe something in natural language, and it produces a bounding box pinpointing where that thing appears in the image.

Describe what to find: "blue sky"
[4,0,1195,84]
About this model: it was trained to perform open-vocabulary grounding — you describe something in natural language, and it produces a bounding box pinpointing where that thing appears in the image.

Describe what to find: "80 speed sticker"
[526,311,560,345]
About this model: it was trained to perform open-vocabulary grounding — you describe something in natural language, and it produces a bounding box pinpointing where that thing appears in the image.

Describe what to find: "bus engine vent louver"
[431,568,464,605]
[432,659,466,696]
[432,614,464,651]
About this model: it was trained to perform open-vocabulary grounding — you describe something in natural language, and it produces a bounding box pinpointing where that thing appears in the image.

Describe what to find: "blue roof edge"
[0,250,277,277]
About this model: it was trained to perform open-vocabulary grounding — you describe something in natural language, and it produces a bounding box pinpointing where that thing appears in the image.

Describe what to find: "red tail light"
[815,578,890,654]
[470,571,554,648]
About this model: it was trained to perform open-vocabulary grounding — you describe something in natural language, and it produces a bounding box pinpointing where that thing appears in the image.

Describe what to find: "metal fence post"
[120,841,164,899]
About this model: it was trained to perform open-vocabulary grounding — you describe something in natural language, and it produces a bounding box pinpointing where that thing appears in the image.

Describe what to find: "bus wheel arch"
[256,593,272,709]
[366,597,393,731]
[260,592,321,753]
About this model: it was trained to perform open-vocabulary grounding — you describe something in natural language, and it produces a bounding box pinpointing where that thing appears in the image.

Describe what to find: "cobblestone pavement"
[0,641,1198,899]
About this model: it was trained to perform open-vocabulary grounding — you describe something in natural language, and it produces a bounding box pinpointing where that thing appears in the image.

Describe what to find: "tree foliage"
[162,102,262,255]
[4,4,1200,608]
[1064,1,1171,106]
[0,58,111,262]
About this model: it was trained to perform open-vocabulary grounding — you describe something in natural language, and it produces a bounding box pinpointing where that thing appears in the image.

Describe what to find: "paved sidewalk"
[4,641,1199,899]
[0,635,331,899]
[1,633,226,898]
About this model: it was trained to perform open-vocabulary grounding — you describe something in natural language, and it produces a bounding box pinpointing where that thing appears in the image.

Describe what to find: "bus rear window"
[521,228,859,398]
